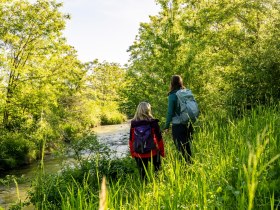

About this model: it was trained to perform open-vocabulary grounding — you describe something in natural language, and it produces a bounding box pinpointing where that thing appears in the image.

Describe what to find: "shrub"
[28,133,137,209]
[0,132,36,169]
[100,111,127,125]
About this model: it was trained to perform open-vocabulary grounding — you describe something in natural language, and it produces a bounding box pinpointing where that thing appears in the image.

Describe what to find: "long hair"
[132,102,154,121]
[169,75,185,93]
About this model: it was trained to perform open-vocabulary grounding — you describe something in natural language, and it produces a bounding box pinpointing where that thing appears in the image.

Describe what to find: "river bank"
[0,122,130,209]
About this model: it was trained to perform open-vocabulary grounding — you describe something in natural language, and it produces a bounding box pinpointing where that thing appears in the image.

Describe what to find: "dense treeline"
[122,0,280,121]
[0,0,126,169]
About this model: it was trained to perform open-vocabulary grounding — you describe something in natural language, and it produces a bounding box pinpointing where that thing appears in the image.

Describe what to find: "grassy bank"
[104,106,280,209]
[14,105,280,209]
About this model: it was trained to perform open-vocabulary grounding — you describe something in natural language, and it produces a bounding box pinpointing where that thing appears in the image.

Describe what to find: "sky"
[59,0,160,65]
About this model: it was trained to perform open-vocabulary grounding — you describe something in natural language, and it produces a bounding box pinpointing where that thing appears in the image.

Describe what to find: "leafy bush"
[0,132,36,169]
[100,111,127,125]
[28,133,137,209]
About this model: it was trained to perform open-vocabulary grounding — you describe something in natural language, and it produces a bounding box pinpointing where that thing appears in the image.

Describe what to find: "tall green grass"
[27,105,280,209]
[102,105,279,209]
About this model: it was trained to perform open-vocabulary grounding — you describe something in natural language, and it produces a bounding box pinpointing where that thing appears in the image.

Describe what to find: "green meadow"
[12,105,277,210]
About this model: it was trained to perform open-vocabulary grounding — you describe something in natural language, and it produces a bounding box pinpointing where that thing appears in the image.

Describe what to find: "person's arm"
[157,139,165,157]
[153,121,165,157]
[128,125,136,158]
[164,94,176,130]
[153,121,163,140]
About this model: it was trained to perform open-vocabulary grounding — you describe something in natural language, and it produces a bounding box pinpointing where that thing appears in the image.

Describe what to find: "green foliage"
[100,111,127,125]
[0,132,36,169]
[122,1,181,118]
[104,105,280,209]
[26,105,280,209]
[83,61,127,125]
[0,0,75,130]
[0,1,127,169]
[0,0,84,168]
[3,0,280,207]
[100,102,127,125]
[123,0,280,118]
[28,133,137,209]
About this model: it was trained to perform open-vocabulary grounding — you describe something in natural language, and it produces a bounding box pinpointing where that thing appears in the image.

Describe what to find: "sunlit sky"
[59,0,160,65]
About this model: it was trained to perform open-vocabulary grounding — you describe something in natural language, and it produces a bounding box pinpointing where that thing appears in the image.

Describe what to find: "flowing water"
[0,122,130,209]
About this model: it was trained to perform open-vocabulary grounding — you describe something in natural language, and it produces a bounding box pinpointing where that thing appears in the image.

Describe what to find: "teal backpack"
[172,89,199,124]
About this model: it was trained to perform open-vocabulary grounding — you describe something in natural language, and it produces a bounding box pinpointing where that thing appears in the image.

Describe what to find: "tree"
[180,0,280,113]
[124,0,185,119]
[0,0,76,130]
[124,0,280,118]
[0,0,85,168]
[84,60,127,125]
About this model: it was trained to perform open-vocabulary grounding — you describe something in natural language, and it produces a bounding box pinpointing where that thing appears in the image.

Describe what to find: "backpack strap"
[175,90,181,116]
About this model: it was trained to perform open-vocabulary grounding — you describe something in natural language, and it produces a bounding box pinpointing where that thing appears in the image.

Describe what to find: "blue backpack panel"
[172,89,200,124]
[133,124,156,154]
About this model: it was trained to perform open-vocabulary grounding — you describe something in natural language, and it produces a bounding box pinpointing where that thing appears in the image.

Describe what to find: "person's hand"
[162,128,169,134]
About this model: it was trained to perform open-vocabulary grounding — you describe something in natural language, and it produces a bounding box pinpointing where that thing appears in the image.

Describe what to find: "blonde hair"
[132,102,154,121]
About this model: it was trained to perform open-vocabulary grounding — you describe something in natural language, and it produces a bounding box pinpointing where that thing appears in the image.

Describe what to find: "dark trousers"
[172,123,193,162]
[135,155,161,179]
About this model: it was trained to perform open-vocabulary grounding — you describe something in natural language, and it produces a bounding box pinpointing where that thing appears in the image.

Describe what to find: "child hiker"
[129,102,165,179]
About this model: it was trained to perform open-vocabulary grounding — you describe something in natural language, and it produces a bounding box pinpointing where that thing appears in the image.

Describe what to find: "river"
[0,122,130,209]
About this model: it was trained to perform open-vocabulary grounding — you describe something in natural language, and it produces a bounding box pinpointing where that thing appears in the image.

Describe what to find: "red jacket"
[129,119,165,158]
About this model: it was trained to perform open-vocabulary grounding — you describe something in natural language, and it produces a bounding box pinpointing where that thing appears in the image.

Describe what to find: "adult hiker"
[163,75,199,163]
